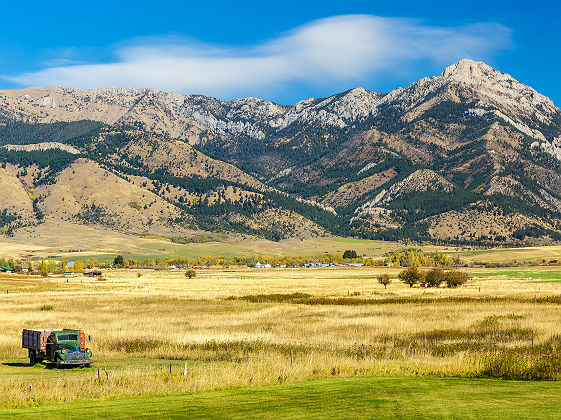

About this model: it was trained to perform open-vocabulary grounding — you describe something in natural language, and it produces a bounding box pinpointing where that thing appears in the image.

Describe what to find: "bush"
[398,266,424,287]
[185,269,197,279]
[377,273,391,289]
[343,249,358,259]
[424,268,445,287]
[445,270,469,288]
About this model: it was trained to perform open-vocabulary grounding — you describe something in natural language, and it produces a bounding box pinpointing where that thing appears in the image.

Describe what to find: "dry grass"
[0,219,400,261]
[1,266,561,408]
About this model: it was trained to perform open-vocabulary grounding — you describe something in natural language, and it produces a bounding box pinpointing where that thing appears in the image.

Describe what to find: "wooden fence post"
[290,350,293,366]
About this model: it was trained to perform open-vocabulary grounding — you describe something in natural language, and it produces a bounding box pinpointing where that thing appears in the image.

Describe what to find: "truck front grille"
[67,351,86,361]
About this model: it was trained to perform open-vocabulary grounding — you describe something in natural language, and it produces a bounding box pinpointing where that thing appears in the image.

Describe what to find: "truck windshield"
[57,334,78,341]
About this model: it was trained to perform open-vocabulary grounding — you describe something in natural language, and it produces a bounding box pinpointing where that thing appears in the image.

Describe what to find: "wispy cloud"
[4,15,511,99]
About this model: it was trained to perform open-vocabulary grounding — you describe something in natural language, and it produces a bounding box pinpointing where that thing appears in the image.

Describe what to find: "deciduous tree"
[398,266,424,287]
[377,273,391,289]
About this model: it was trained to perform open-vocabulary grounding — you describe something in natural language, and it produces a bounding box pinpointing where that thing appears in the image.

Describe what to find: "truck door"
[46,334,56,361]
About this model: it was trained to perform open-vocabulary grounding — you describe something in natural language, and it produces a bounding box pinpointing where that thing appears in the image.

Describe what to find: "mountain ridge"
[1,59,561,244]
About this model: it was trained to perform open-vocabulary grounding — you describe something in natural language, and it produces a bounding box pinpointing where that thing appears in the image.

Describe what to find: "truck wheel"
[29,350,36,365]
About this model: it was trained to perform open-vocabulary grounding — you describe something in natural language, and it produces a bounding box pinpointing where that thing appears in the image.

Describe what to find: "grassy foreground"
[3,266,561,415]
[2,375,561,419]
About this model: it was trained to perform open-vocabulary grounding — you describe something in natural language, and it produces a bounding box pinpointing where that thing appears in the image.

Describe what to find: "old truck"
[22,329,93,367]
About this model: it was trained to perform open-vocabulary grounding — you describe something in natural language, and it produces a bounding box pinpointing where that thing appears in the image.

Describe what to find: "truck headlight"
[61,349,66,354]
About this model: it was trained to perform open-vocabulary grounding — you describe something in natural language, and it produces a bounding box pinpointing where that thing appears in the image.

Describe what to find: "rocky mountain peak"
[440,59,558,123]
[442,59,497,84]
[1,59,558,143]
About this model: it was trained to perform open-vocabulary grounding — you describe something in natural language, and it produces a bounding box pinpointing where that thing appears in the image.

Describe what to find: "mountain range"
[1,59,561,244]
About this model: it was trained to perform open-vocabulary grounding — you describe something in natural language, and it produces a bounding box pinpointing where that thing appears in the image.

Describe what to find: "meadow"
[0,220,402,261]
[1,266,561,416]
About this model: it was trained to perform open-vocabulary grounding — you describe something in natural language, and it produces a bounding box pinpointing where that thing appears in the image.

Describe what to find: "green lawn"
[471,268,561,282]
[3,375,561,419]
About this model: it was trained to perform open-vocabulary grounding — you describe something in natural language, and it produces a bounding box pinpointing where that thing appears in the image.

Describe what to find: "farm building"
[0,267,14,273]
[255,262,272,268]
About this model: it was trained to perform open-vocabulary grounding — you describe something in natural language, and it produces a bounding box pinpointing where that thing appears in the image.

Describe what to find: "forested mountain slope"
[2,59,560,244]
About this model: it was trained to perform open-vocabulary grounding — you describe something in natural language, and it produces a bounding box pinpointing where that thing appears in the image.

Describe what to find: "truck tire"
[29,350,36,365]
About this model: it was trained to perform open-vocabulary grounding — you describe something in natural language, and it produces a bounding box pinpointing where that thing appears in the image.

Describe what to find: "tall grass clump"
[479,353,561,380]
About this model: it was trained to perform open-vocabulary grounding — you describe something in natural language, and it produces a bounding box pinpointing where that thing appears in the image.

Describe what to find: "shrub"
[424,268,445,287]
[185,269,197,279]
[39,304,54,311]
[445,270,469,288]
[398,266,424,287]
[377,273,391,289]
[343,249,358,259]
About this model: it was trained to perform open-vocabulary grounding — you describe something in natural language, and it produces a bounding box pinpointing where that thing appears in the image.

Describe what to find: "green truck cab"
[23,329,93,367]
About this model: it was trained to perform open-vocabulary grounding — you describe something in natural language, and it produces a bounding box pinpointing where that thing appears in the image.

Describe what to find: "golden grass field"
[0,220,403,260]
[2,266,561,409]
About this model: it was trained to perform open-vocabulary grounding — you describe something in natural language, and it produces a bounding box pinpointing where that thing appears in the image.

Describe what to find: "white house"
[255,262,272,268]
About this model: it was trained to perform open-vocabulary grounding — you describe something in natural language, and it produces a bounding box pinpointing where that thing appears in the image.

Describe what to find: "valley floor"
[0,220,400,260]
[2,266,561,417]
[5,220,561,265]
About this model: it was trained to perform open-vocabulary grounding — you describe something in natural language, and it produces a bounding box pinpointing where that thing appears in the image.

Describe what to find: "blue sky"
[0,0,559,105]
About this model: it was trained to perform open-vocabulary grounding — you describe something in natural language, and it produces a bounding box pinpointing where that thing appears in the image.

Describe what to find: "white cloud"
[4,15,511,99]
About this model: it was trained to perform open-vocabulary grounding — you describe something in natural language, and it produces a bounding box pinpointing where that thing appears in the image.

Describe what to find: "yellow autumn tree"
[74,261,84,273]
[47,260,57,274]
[39,259,48,277]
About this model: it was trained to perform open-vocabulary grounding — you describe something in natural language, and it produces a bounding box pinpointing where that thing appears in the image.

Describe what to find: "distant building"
[255,262,272,268]
[0,267,13,273]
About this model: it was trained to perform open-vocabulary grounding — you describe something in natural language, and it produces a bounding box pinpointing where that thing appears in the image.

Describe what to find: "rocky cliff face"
[1,60,558,140]
[2,142,80,154]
